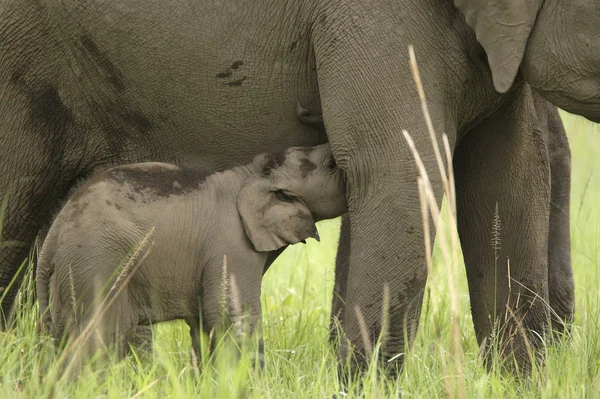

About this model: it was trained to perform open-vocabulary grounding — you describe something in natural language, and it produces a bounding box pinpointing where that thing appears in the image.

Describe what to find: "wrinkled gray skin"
[0,0,596,376]
[325,91,574,351]
[36,144,346,361]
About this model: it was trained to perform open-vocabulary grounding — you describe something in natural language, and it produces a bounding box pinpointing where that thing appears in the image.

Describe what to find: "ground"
[0,112,598,398]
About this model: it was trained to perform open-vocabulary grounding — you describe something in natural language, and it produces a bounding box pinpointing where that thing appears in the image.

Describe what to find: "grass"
[0,111,599,398]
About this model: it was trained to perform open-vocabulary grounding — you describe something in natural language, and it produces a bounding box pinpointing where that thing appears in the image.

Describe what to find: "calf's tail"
[36,230,58,334]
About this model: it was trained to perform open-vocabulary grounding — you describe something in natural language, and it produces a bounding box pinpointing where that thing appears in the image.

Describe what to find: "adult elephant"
[0,0,597,374]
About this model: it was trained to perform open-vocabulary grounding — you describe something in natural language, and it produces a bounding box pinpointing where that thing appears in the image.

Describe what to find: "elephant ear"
[237,176,320,252]
[454,0,543,93]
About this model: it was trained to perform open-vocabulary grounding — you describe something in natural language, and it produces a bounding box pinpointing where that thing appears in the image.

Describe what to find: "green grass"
[1,112,599,398]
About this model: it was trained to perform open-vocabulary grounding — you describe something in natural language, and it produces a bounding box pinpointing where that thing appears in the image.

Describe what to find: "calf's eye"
[327,157,336,170]
[274,189,295,203]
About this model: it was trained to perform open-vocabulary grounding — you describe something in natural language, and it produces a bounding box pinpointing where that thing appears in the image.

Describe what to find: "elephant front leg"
[201,252,265,369]
[330,143,440,378]
[454,87,552,373]
[311,3,449,376]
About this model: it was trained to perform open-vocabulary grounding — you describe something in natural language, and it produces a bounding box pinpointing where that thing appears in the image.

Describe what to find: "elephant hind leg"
[329,214,350,344]
[124,325,154,358]
[0,166,75,326]
[69,297,136,365]
[0,114,86,327]
[186,317,203,367]
[545,106,574,336]
[454,88,552,373]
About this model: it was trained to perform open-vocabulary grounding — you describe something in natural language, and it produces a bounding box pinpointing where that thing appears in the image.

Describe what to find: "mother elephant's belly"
[58,0,323,171]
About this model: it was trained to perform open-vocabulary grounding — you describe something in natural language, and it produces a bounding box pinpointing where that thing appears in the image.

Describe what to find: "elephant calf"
[36,143,346,364]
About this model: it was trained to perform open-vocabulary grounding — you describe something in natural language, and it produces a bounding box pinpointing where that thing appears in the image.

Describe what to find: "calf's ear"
[237,177,320,252]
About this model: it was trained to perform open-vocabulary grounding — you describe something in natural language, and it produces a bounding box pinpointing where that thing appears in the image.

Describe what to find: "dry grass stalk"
[418,178,433,275]
[408,46,450,197]
[128,376,165,399]
[220,254,229,323]
[405,44,466,398]
[67,264,78,332]
[229,273,243,321]
[354,304,374,361]
[191,343,200,373]
[380,283,390,351]
[207,327,216,356]
[504,303,536,372]
[228,272,248,341]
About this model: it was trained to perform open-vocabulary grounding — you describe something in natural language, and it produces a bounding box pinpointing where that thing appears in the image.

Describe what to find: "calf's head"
[238,144,347,252]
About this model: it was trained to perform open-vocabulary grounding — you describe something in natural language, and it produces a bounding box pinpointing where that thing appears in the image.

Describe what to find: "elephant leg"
[454,87,551,373]
[532,93,575,336]
[186,317,203,367]
[124,325,154,358]
[227,253,265,369]
[63,296,134,366]
[202,252,265,368]
[0,154,69,327]
[329,214,350,343]
[545,107,574,335]
[262,247,286,276]
[0,83,85,327]
[312,13,450,376]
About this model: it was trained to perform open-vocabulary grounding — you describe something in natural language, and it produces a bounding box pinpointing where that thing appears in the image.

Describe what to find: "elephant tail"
[36,230,58,334]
